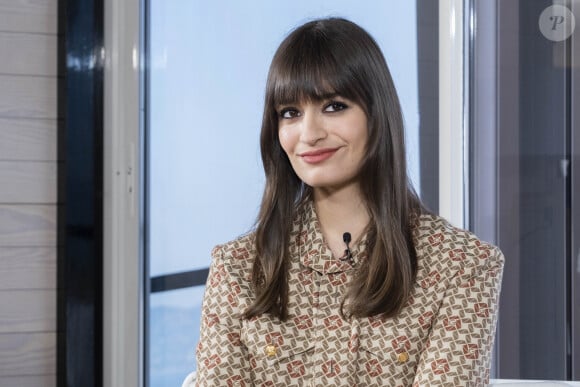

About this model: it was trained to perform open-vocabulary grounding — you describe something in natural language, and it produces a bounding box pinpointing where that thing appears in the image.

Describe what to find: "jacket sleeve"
[412,246,504,387]
[195,245,250,386]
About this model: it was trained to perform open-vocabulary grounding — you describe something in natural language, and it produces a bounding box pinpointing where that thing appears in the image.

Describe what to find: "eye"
[324,101,348,112]
[279,107,301,119]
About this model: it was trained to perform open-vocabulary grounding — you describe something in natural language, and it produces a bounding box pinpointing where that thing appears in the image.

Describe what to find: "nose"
[299,108,327,145]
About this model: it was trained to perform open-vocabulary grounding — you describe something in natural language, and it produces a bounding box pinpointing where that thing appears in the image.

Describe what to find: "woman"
[195,17,504,386]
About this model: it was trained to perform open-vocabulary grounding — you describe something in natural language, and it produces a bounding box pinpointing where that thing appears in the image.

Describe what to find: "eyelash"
[278,100,349,119]
[324,101,348,112]
[279,108,300,119]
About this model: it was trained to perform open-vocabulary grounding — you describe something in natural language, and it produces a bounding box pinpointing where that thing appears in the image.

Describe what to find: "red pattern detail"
[304,249,317,266]
[419,311,434,329]
[204,354,221,369]
[478,247,491,260]
[431,359,450,375]
[428,233,444,246]
[391,335,411,352]
[329,272,347,286]
[421,270,441,289]
[232,247,250,260]
[323,315,343,330]
[210,245,221,256]
[227,375,245,387]
[312,291,320,309]
[474,302,490,318]
[227,332,241,346]
[449,248,466,262]
[205,313,219,327]
[226,283,241,307]
[443,316,462,331]
[230,281,241,295]
[287,360,306,378]
[460,277,476,288]
[209,270,222,288]
[265,332,284,346]
[296,230,307,246]
[349,333,359,353]
[463,343,479,360]
[294,315,313,330]
[365,359,383,377]
[298,269,312,286]
[323,261,335,272]
[368,315,384,328]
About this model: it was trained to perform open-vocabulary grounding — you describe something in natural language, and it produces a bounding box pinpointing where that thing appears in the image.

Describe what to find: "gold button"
[398,352,409,362]
[265,344,277,357]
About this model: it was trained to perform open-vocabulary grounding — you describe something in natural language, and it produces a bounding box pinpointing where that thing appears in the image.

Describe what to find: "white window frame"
[439,0,468,228]
[103,0,143,386]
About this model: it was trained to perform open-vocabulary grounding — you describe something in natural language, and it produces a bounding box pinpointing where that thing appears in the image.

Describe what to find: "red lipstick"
[299,148,339,164]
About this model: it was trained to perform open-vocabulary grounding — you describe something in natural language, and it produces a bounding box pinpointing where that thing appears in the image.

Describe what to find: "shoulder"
[413,214,504,277]
[211,232,256,279]
[212,232,256,260]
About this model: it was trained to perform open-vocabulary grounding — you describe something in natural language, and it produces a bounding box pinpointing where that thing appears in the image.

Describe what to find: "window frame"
[102,0,144,386]
[59,0,105,385]
[439,0,468,228]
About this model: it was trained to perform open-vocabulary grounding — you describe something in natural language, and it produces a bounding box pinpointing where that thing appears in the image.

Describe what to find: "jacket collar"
[291,200,369,275]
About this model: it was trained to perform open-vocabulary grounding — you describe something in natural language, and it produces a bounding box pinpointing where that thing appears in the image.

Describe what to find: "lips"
[299,148,339,164]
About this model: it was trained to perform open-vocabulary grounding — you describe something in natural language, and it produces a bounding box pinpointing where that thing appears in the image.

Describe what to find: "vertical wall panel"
[0,0,57,34]
[0,247,56,290]
[0,333,55,376]
[0,76,57,119]
[0,118,58,161]
[0,0,58,386]
[0,32,57,76]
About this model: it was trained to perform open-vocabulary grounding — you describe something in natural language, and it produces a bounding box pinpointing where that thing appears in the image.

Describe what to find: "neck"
[313,184,370,247]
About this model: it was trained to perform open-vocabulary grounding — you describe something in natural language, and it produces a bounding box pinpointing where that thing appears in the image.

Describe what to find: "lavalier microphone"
[340,232,354,265]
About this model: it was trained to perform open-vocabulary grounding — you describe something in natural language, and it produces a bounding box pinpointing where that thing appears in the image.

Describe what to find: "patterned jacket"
[195,201,504,386]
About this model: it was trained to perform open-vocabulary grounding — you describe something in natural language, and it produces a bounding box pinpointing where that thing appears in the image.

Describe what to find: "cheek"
[278,128,294,154]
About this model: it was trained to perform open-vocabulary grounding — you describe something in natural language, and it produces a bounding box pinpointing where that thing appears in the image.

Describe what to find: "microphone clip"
[340,232,354,265]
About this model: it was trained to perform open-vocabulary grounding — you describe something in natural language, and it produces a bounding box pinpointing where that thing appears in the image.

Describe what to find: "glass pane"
[471,0,576,380]
[498,1,569,378]
[149,286,204,386]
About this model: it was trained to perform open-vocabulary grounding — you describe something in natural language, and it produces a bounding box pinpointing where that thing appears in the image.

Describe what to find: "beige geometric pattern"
[195,201,504,386]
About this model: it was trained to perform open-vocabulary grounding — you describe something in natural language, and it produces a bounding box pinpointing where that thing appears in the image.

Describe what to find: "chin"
[294,169,360,192]
[300,178,358,193]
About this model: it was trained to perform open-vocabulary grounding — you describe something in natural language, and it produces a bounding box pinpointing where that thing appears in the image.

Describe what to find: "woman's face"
[277,95,368,192]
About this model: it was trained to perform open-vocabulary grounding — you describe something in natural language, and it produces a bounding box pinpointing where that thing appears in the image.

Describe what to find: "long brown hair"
[244,17,423,321]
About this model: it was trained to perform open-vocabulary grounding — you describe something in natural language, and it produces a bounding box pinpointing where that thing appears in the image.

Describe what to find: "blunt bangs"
[268,23,367,109]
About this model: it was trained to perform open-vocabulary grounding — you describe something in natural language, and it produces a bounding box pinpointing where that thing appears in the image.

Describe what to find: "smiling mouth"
[299,148,339,164]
